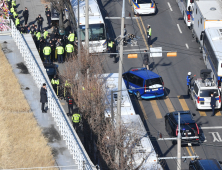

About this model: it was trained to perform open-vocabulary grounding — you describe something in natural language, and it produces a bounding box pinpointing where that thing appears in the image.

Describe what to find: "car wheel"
[136,91,142,100]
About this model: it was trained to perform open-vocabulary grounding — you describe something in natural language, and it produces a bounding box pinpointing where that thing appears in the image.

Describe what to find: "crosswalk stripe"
[177,95,189,111]
[164,97,175,112]
[150,100,162,119]
[215,110,222,116]
[139,100,149,120]
[199,111,207,116]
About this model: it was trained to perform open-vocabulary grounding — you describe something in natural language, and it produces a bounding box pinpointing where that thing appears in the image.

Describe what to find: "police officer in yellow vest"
[72,112,81,131]
[107,38,113,53]
[65,43,74,61]
[15,16,20,28]
[11,0,16,8]
[7,0,11,9]
[64,80,71,97]
[147,24,152,47]
[43,45,51,63]
[13,11,18,19]
[43,29,48,39]
[56,45,64,63]
[68,31,75,44]
[36,31,41,41]
[51,75,60,95]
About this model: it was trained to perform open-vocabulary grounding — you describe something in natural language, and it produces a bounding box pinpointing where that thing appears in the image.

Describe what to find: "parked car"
[43,63,59,80]
[122,68,164,99]
[165,111,200,145]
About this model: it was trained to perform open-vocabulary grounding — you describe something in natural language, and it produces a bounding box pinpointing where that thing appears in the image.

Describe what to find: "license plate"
[184,132,191,135]
[200,102,204,105]
[152,89,158,91]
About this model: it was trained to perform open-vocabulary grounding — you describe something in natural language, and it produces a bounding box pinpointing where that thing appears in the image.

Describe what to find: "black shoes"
[42,110,47,113]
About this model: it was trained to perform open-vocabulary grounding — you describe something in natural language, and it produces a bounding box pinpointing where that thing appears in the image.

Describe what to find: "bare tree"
[61,51,159,169]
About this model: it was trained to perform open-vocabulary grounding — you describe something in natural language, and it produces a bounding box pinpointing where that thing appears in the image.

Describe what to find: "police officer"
[11,0,16,8]
[211,92,216,116]
[56,45,64,63]
[112,41,117,63]
[72,112,81,131]
[43,45,51,63]
[147,24,152,47]
[186,72,195,96]
[23,7,29,25]
[51,75,60,95]
[107,38,113,53]
[35,31,41,50]
[43,29,48,40]
[39,38,45,61]
[65,43,74,61]
[68,31,75,44]
[7,0,11,9]
[64,80,71,97]
[66,93,74,116]
[15,16,20,29]
[36,14,43,32]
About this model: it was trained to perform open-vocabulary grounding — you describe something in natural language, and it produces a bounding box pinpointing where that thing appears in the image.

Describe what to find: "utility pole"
[177,112,181,170]
[85,0,89,56]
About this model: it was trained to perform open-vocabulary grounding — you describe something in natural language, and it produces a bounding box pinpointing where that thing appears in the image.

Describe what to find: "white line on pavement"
[123,48,148,52]
[177,24,182,34]
[167,2,173,11]
[185,43,189,49]
[201,126,222,130]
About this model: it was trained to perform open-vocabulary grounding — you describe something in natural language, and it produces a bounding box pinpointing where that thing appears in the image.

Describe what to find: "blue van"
[122,68,164,99]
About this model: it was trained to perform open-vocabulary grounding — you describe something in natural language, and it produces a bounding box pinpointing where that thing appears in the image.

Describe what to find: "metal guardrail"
[9,20,95,170]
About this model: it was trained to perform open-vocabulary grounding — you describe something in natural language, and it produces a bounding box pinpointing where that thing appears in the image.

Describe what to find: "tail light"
[195,123,199,135]
[219,96,221,103]
[162,81,164,91]
[218,80,220,88]
[131,69,138,71]
[176,125,178,136]
[144,84,146,93]
[197,96,200,103]
[187,14,191,21]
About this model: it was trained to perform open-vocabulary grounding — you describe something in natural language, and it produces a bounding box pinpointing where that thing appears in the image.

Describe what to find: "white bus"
[202,28,222,91]
[69,0,107,53]
[102,73,163,170]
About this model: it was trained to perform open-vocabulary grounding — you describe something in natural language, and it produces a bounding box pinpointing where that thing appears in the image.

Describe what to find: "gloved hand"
[147,36,150,38]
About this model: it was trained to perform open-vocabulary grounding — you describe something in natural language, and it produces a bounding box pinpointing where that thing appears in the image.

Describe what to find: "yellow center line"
[139,16,149,50]
[177,95,189,111]
[190,146,195,154]
[139,100,148,120]
[186,147,194,160]
[129,0,149,50]
[150,100,162,119]
[164,96,175,112]
[215,110,222,116]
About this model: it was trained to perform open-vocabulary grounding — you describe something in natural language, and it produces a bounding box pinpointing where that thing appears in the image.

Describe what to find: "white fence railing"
[9,20,95,170]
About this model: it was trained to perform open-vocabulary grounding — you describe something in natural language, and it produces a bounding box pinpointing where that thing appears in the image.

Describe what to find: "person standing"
[56,45,64,63]
[107,38,113,53]
[112,41,117,63]
[65,43,74,61]
[66,94,74,116]
[147,24,152,47]
[15,16,20,29]
[23,7,29,25]
[46,8,51,28]
[43,29,48,40]
[40,83,47,113]
[43,45,51,63]
[49,40,55,62]
[68,31,75,44]
[72,112,81,131]
[36,14,43,32]
[143,50,149,70]
[39,38,45,61]
[211,93,216,116]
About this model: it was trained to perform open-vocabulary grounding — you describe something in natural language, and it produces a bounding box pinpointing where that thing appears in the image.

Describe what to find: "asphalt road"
[99,0,222,169]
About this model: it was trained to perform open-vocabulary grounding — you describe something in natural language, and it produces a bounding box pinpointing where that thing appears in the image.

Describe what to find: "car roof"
[197,159,222,169]
[171,111,195,124]
[127,69,161,80]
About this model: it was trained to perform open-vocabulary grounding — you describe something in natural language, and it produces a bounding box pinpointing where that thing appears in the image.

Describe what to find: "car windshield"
[80,24,105,41]
[137,0,153,4]
[199,89,219,97]
[146,77,163,86]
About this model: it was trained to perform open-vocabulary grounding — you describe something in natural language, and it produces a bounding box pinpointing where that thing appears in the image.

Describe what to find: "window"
[194,83,198,94]
[80,23,105,41]
[132,75,144,87]
[145,77,163,86]
[196,8,197,14]
[124,73,134,83]
[200,18,202,24]
[203,34,218,72]
[199,89,219,97]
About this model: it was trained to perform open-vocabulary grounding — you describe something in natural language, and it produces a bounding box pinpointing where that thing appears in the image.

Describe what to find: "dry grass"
[0,46,56,169]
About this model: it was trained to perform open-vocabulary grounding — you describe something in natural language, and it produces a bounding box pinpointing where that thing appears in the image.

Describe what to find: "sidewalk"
[0,35,78,169]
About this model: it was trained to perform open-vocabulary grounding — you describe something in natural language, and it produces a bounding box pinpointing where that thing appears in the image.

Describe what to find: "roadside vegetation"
[0,46,56,169]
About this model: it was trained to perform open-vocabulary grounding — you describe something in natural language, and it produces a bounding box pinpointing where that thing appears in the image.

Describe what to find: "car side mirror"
[192,113,196,116]
[219,161,222,164]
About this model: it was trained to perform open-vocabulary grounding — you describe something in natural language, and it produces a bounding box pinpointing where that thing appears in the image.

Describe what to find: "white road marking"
[177,24,182,34]
[167,2,173,11]
[201,126,222,129]
[185,43,189,49]
[123,48,148,52]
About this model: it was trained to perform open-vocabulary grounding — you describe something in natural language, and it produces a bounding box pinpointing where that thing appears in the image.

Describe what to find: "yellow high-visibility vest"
[108,41,113,48]
[72,113,80,123]
[43,31,48,39]
[147,27,152,36]
[68,33,75,42]
[56,46,64,55]
[43,46,51,55]
[65,44,74,53]
[15,18,20,26]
